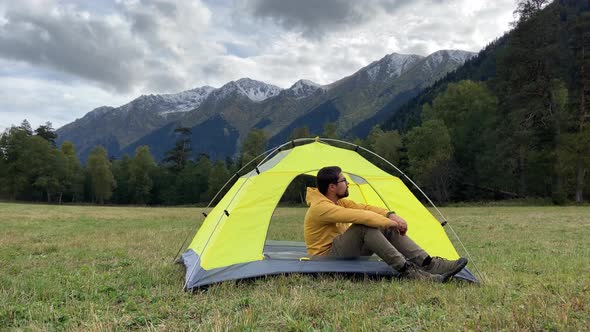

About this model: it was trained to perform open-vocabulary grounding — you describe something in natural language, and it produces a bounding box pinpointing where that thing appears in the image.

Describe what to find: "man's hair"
[317,166,342,195]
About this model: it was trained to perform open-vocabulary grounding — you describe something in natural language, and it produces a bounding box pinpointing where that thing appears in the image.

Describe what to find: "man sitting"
[303,166,467,282]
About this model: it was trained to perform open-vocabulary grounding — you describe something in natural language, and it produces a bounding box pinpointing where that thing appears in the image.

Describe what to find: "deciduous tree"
[241,128,268,166]
[322,122,338,139]
[288,127,310,141]
[129,146,156,204]
[87,146,116,204]
[112,156,132,204]
[60,141,84,203]
[405,120,454,203]
[425,80,499,194]
[206,160,230,203]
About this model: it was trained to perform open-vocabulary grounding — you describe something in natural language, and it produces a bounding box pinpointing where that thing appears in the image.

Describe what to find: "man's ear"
[327,183,335,193]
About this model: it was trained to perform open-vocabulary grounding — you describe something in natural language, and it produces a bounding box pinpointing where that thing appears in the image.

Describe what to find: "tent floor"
[263,240,383,261]
[263,240,478,282]
[182,241,478,289]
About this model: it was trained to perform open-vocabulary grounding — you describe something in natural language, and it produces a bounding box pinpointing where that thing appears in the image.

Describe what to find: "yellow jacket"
[303,187,392,255]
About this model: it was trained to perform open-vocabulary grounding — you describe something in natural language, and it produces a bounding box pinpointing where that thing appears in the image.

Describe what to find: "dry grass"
[1,203,589,331]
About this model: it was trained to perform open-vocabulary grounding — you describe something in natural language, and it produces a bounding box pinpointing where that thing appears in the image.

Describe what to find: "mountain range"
[56,49,475,162]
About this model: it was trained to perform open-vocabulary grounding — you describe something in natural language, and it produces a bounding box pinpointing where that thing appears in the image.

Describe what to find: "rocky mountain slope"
[56,50,475,161]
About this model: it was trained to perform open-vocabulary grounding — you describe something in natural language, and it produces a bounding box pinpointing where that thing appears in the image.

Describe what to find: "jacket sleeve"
[338,199,390,216]
[314,202,392,228]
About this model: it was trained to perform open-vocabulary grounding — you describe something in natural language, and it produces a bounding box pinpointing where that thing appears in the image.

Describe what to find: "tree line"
[0,120,229,205]
[0,120,333,205]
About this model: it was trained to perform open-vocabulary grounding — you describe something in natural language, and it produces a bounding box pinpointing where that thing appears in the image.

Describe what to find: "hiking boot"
[398,262,445,283]
[422,256,468,281]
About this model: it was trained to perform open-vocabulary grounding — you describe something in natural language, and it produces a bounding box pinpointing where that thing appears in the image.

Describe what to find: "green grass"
[1,203,589,331]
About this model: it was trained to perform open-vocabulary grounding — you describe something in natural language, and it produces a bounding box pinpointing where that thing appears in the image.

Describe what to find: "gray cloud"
[0,70,133,130]
[0,5,146,92]
[0,1,212,94]
[130,11,161,37]
[142,58,187,92]
[223,42,259,58]
[119,0,180,52]
[151,1,178,18]
[238,0,413,38]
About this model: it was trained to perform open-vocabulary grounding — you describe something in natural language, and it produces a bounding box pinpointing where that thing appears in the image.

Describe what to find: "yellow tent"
[181,139,476,289]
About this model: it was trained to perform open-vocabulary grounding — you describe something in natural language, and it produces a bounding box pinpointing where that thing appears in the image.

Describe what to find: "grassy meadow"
[0,202,589,331]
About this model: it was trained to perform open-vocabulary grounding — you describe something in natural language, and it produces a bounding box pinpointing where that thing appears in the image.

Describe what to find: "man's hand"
[388,214,408,236]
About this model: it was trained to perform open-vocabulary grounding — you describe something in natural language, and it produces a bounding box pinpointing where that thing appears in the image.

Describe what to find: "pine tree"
[513,0,551,26]
[163,126,192,173]
[496,1,563,197]
[564,10,590,202]
[34,122,58,146]
[18,120,33,136]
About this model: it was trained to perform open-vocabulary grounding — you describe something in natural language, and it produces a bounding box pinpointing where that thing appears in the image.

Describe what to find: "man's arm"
[340,199,408,235]
[314,202,397,229]
[338,199,389,215]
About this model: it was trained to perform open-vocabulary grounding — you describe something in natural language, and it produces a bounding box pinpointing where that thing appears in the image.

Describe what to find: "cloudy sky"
[0,0,517,132]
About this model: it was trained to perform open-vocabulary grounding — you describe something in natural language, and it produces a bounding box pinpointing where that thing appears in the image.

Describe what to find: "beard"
[337,189,349,199]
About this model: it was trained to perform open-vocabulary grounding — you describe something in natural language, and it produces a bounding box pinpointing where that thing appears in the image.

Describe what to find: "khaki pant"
[328,224,429,270]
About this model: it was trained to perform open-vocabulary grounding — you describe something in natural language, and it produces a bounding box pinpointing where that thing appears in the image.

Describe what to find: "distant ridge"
[56,49,474,162]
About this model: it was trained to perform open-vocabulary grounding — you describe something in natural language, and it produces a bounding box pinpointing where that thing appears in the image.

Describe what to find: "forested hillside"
[380,0,590,203]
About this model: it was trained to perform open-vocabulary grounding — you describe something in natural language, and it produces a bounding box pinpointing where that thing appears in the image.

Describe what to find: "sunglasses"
[335,178,348,184]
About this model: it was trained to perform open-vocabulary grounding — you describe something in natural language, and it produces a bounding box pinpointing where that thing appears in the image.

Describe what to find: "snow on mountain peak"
[161,86,215,103]
[158,86,215,114]
[292,79,320,88]
[363,53,424,81]
[288,79,323,99]
[217,78,283,102]
[107,86,217,117]
[86,106,116,119]
[443,49,476,63]
[423,50,476,71]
